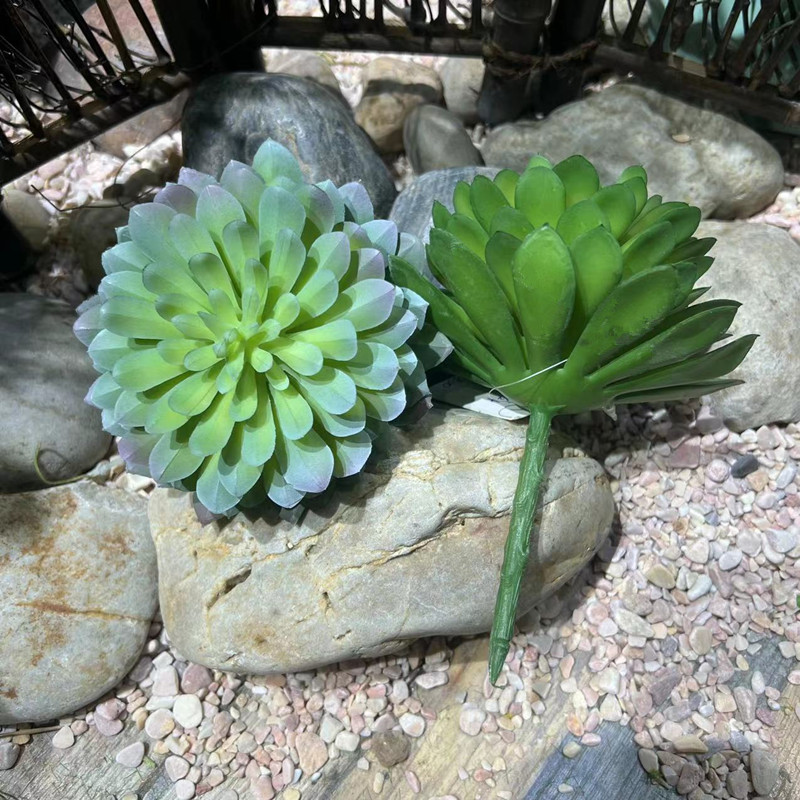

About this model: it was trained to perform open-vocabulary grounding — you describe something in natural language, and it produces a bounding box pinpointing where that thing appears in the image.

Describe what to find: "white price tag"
[430,377,529,421]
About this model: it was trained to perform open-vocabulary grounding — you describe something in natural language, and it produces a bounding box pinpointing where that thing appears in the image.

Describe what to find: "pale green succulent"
[74,140,449,515]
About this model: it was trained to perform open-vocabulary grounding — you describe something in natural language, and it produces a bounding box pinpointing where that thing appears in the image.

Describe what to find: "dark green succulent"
[75,140,449,516]
[389,154,754,682]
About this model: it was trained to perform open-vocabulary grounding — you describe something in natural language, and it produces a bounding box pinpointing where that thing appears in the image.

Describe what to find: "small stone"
[562,742,582,758]
[52,726,75,749]
[175,779,196,800]
[726,768,749,799]
[165,755,190,781]
[334,730,361,752]
[687,575,713,601]
[715,692,737,714]
[252,777,275,800]
[153,666,180,697]
[372,731,411,767]
[685,540,710,565]
[639,748,659,773]
[319,714,345,743]
[0,742,20,769]
[557,785,574,794]
[116,741,145,768]
[646,564,676,589]
[689,626,713,655]
[738,530,762,556]
[598,618,619,637]
[670,439,701,469]
[595,667,621,695]
[459,705,486,736]
[173,694,203,729]
[599,695,622,722]
[719,550,743,571]
[750,749,779,795]
[414,671,448,690]
[403,105,483,174]
[97,698,125,720]
[180,664,213,694]
[706,459,730,482]
[733,687,756,723]
[94,714,124,737]
[751,670,766,694]
[399,713,426,738]
[766,527,797,554]
[662,765,679,787]
[731,454,760,478]
[144,709,175,739]
[677,762,703,795]
[673,735,708,754]
[612,608,654,638]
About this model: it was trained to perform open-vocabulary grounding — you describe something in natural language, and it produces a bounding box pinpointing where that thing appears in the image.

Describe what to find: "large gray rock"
[389,166,499,246]
[150,408,614,674]
[0,294,111,491]
[481,84,783,219]
[182,73,397,218]
[403,105,483,174]
[0,482,157,723]
[355,57,443,154]
[699,221,800,431]
[439,57,484,125]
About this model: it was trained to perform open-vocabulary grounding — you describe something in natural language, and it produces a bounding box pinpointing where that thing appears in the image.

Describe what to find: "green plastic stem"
[488,405,554,684]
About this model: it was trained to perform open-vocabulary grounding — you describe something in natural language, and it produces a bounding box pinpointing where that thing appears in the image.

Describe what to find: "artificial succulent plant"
[389,155,755,683]
[75,140,449,516]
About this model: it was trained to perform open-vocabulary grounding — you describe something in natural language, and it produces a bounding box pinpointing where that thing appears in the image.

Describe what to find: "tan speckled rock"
[355,57,443,153]
[0,483,156,723]
[151,408,614,674]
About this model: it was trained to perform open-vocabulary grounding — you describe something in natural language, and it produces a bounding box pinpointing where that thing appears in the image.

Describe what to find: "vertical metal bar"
[622,0,650,44]
[124,0,172,64]
[649,0,679,57]
[374,0,384,27]
[95,0,137,73]
[709,0,748,75]
[3,1,82,112]
[26,0,109,97]
[750,13,800,89]
[471,0,482,35]
[55,0,118,78]
[0,50,44,139]
[151,0,218,73]
[729,0,782,78]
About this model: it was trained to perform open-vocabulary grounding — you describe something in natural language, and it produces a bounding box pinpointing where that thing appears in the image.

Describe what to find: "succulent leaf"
[76,140,448,515]
[389,155,750,416]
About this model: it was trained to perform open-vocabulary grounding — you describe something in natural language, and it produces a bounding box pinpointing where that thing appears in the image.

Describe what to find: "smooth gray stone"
[439,57,484,125]
[0,294,110,491]
[700,221,800,431]
[150,407,615,674]
[182,73,397,218]
[481,83,782,220]
[0,482,156,723]
[389,166,499,246]
[403,104,483,175]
